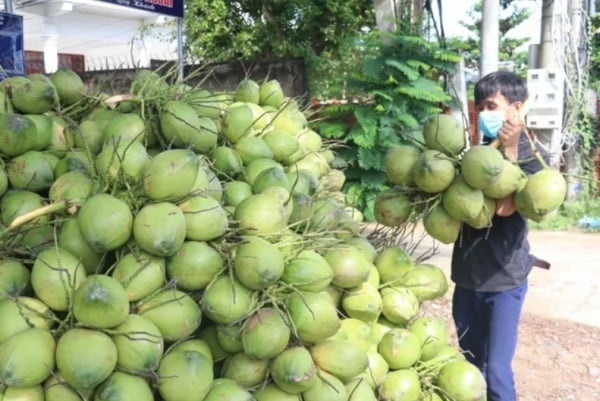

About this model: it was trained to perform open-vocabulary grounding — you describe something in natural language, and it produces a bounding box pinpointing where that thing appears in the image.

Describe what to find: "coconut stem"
[7,201,68,231]
[104,94,138,108]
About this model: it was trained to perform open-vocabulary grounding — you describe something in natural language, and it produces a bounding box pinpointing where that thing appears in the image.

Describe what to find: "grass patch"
[529,196,600,232]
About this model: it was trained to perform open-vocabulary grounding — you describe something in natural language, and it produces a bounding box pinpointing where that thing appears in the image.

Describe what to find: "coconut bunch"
[379,114,567,244]
[0,69,485,401]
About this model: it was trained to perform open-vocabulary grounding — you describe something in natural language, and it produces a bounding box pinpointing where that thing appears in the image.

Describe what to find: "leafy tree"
[444,0,532,75]
[314,31,461,220]
[183,0,375,97]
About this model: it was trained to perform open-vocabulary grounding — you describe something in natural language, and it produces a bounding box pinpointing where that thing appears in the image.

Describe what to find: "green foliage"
[183,0,375,94]
[529,197,600,232]
[313,32,460,220]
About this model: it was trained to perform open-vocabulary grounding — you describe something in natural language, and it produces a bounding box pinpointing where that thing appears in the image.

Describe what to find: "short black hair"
[474,71,528,106]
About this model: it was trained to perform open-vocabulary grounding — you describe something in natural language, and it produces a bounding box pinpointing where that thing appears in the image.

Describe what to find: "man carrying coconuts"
[451,70,550,401]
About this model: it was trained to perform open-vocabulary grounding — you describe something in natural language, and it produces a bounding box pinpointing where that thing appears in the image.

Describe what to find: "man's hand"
[498,116,522,161]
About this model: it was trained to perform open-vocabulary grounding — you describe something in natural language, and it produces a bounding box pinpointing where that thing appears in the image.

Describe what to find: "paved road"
[422,230,600,328]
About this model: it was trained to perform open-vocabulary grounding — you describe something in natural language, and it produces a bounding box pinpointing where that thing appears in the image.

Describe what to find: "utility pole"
[479,0,500,77]
[373,0,398,32]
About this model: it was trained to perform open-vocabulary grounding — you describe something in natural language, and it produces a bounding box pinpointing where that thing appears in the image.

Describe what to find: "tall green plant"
[313,31,461,220]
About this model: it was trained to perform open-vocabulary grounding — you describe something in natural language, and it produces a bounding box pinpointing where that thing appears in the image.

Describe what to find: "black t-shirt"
[451,133,550,292]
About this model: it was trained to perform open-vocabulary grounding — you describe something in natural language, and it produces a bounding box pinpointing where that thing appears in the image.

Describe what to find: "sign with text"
[0,12,24,78]
[96,0,183,18]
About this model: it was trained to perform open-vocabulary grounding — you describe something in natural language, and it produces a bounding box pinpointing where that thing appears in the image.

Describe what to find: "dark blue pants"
[452,280,528,401]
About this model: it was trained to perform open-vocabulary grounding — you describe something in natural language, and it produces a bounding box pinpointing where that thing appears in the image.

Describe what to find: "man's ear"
[517,98,530,125]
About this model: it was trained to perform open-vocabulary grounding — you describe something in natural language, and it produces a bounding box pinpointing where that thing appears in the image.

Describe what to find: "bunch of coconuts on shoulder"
[379,113,567,244]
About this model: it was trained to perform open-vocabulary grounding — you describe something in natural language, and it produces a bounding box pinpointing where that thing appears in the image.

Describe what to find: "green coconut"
[242,307,291,360]
[0,296,55,343]
[57,217,102,275]
[375,246,414,285]
[234,79,260,104]
[143,149,199,201]
[281,249,333,292]
[48,170,95,206]
[0,259,30,301]
[133,202,186,257]
[157,343,214,401]
[380,286,420,325]
[72,275,129,329]
[286,290,341,343]
[253,165,290,193]
[70,119,102,155]
[7,150,55,192]
[346,378,378,401]
[95,141,149,185]
[233,235,285,290]
[215,324,243,354]
[223,180,253,207]
[465,196,496,229]
[378,369,422,401]
[341,282,383,324]
[77,194,133,252]
[413,149,456,193]
[234,192,289,235]
[377,328,421,370]
[514,168,566,221]
[50,67,86,106]
[423,114,466,156]
[323,245,372,289]
[201,275,255,325]
[0,113,38,157]
[399,263,448,301]
[423,203,461,244]
[31,247,87,312]
[111,251,165,301]
[263,129,299,162]
[24,113,53,151]
[178,195,228,241]
[166,241,223,291]
[442,175,485,222]
[384,145,422,186]
[102,112,146,146]
[437,360,487,401]
[482,159,524,199]
[461,145,505,190]
[234,136,274,164]
[184,89,223,119]
[259,79,285,108]
[160,101,218,153]
[11,80,58,114]
[254,384,302,401]
[0,328,55,387]
[310,339,369,382]
[94,371,154,401]
[0,190,45,227]
[211,146,244,177]
[374,188,414,227]
[221,103,257,143]
[407,316,450,361]
[53,150,94,177]
[137,288,202,342]
[270,346,318,394]
[56,328,117,389]
[221,352,270,388]
[112,314,164,374]
[202,378,254,401]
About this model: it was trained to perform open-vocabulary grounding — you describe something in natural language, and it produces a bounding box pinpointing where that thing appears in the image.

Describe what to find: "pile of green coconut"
[378,114,567,243]
[0,68,486,401]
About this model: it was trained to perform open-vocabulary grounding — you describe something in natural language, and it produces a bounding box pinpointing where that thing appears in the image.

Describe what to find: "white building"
[2,0,179,73]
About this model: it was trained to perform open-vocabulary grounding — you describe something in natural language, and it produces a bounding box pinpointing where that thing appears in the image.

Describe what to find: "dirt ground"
[420,229,600,401]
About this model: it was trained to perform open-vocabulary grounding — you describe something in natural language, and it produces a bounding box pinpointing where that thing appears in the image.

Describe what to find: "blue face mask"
[478,110,505,139]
